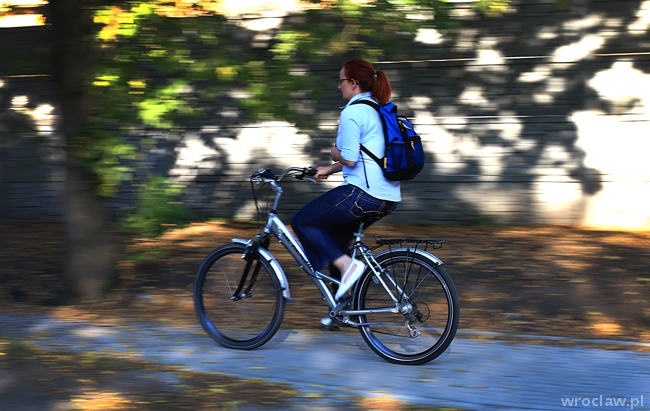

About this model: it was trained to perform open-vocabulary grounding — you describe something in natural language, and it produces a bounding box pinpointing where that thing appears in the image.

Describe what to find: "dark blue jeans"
[291,184,397,271]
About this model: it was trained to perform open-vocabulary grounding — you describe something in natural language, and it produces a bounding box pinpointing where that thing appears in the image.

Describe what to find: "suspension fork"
[231,235,270,301]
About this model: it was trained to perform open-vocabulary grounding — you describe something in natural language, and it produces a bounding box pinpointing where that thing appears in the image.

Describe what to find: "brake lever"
[259,168,277,179]
[291,167,315,181]
[251,168,276,185]
[291,174,317,183]
[304,167,319,183]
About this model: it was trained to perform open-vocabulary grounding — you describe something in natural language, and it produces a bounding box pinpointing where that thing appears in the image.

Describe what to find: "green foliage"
[83,0,468,137]
[54,0,507,200]
[136,80,194,128]
[556,0,574,10]
[474,0,512,15]
[271,0,429,62]
[123,175,191,238]
[71,119,138,197]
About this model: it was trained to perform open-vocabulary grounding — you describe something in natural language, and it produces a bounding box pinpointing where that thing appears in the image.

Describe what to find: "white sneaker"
[320,317,341,331]
[335,260,365,301]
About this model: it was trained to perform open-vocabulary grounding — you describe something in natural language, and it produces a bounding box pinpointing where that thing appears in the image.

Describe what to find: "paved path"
[1,315,648,410]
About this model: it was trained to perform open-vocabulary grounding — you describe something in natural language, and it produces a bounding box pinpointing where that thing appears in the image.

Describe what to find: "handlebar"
[250,167,318,183]
[248,167,318,218]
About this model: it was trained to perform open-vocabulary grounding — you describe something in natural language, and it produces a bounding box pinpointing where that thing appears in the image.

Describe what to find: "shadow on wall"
[377,0,648,229]
[1,0,649,230]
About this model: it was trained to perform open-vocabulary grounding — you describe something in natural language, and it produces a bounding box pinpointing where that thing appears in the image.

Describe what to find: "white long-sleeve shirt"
[337,92,402,202]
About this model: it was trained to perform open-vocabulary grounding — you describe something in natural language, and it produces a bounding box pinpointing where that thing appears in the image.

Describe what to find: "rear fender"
[374,247,443,266]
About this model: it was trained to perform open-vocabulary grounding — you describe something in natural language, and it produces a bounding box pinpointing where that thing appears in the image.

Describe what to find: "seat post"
[353,221,365,243]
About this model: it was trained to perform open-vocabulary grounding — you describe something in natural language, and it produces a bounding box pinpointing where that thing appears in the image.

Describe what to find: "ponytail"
[343,58,392,105]
[372,69,391,105]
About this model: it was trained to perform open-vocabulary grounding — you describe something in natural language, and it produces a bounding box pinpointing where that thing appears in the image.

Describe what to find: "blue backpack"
[352,100,425,181]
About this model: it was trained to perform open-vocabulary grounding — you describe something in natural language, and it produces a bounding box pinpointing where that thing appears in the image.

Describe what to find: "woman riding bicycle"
[291,58,401,302]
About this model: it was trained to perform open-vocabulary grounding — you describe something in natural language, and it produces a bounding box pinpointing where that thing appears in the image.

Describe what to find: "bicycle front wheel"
[355,250,459,365]
[193,242,286,350]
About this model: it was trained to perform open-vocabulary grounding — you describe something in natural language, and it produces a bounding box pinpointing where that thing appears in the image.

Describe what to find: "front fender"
[232,238,292,302]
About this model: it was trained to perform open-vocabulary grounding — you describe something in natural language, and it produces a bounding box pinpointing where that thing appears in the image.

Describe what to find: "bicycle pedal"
[321,323,340,332]
[320,317,340,332]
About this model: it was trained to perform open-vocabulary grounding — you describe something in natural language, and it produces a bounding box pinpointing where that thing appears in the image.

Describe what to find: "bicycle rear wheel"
[355,250,459,365]
[193,242,286,350]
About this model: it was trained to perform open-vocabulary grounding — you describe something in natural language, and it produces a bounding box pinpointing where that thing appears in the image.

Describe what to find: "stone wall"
[0,74,63,221]
[1,0,649,229]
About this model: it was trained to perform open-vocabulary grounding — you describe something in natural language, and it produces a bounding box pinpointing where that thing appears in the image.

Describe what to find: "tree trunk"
[63,163,114,301]
[50,0,114,301]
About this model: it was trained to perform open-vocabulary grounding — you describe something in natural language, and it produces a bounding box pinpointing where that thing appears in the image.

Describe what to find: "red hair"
[343,58,392,105]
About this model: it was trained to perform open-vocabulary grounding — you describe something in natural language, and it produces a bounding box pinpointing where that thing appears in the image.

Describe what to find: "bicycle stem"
[266,180,283,214]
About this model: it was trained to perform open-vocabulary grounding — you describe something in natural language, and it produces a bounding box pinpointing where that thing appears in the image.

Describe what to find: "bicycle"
[193,166,460,365]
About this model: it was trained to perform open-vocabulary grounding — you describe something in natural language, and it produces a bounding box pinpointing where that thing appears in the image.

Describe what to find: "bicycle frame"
[239,172,410,323]
[195,167,458,364]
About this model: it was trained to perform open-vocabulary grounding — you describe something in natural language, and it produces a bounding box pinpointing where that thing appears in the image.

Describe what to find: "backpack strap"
[350,99,385,168]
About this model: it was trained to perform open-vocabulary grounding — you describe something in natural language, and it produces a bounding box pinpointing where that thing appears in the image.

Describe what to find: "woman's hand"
[315,162,343,179]
[315,166,332,179]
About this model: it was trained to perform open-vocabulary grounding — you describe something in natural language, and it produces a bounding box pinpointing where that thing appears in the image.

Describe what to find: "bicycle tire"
[193,242,286,350]
[355,250,459,365]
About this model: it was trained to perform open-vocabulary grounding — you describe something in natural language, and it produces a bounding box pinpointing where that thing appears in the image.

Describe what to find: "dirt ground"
[3,221,648,341]
[1,221,649,410]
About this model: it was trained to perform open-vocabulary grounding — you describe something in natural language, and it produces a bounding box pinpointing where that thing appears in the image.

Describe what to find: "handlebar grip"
[258,168,277,179]
[306,167,318,177]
